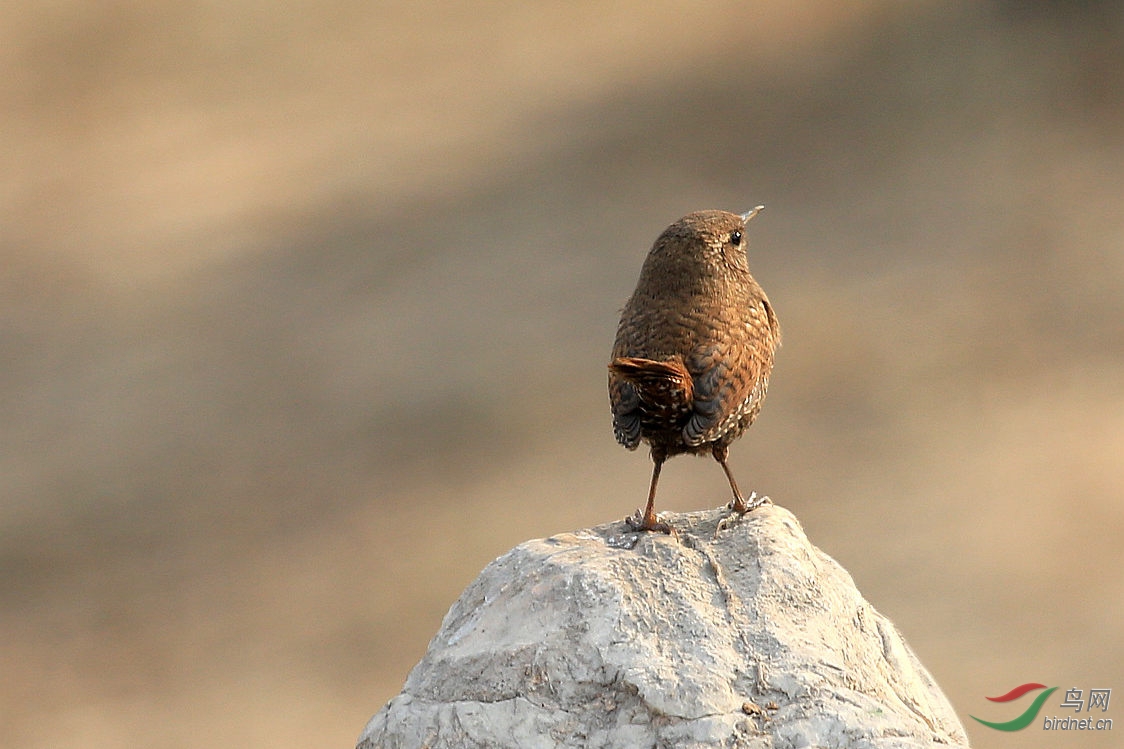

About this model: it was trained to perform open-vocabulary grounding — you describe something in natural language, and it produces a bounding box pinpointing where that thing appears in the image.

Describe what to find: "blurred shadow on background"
[2,2,1122,747]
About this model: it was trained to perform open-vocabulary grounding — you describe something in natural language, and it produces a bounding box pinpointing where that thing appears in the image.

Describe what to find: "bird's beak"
[740,205,765,224]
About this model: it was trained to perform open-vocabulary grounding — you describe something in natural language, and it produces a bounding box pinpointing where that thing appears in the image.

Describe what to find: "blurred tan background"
[2,1,1122,747]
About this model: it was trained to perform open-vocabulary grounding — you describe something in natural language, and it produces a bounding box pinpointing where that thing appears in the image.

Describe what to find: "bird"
[608,208,780,533]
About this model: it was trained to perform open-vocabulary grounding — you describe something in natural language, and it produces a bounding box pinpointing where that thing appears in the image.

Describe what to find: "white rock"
[358,505,969,748]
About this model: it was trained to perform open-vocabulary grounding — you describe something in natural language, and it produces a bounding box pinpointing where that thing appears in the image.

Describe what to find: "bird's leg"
[626,450,673,534]
[713,444,770,515]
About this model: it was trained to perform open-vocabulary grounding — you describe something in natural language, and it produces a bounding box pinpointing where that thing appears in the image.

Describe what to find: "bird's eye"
[729,230,743,246]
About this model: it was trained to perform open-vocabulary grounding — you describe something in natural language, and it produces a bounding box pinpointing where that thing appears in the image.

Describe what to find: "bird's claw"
[625,509,676,536]
[715,492,771,534]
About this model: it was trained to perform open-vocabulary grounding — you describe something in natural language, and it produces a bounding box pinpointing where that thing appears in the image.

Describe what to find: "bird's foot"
[625,508,676,536]
[715,492,772,534]
[730,491,771,514]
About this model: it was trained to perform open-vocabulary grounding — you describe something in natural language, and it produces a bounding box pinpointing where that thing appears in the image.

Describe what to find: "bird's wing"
[682,304,775,446]
[608,372,642,449]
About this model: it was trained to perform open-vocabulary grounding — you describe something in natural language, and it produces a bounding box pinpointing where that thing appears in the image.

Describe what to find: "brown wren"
[609,208,781,533]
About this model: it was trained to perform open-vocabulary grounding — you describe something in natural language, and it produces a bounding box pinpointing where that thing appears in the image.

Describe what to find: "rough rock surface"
[358,505,969,748]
